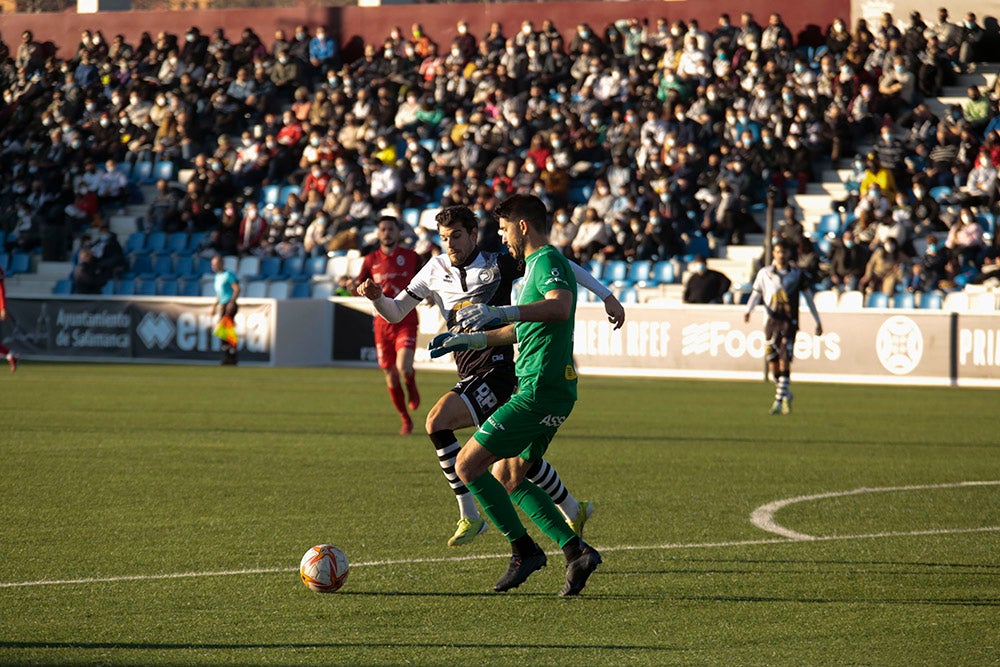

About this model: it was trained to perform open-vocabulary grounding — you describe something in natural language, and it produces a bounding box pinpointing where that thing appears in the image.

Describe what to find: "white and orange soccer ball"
[299,544,349,593]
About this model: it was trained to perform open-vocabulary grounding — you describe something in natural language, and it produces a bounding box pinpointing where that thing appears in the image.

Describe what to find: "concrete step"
[35,260,72,279]
[722,244,764,264]
[5,272,59,297]
[108,214,141,238]
[925,96,966,115]
[804,182,848,197]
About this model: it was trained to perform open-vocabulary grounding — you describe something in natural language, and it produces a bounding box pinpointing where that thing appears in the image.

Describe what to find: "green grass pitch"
[1,364,998,666]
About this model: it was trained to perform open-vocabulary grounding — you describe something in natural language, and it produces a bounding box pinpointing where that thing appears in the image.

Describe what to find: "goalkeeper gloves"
[456,303,520,331]
[428,332,487,358]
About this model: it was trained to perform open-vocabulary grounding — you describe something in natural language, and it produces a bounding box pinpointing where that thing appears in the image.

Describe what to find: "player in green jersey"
[429,194,603,597]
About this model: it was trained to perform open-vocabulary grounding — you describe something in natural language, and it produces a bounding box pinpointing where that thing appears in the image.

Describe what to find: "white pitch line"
[750,480,1000,540]
[2,525,999,589]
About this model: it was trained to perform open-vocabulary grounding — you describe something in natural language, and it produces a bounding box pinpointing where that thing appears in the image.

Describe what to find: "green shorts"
[472,392,575,462]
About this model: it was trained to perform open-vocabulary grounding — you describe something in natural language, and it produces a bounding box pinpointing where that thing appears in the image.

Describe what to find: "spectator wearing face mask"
[826,230,870,291]
[683,254,732,303]
[859,238,905,295]
[904,234,949,292]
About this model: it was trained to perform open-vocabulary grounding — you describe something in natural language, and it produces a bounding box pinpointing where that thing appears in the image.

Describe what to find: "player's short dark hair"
[435,206,478,233]
[377,215,402,230]
[494,194,548,234]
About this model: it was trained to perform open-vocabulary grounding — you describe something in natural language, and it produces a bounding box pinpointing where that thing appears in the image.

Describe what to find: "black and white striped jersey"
[406,250,518,378]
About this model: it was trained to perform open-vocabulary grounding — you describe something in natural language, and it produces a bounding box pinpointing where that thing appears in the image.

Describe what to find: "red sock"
[405,372,420,411]
[388,384,408,417]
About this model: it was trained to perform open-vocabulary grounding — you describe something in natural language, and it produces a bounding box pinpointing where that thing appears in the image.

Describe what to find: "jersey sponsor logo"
[876,316,923,375]
[564,364,577,380]
[485,415,506,431]
[539,414,567,427]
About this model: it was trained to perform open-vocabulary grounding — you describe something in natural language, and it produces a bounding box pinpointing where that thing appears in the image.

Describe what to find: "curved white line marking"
[3,525,1000,589]
[750,480,1000,540]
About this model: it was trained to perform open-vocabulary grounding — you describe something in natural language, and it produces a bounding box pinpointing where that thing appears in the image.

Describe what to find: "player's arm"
[569,260,625,329]
[743,273,763,323]
[359,279,421,323]
[801,287,823,335]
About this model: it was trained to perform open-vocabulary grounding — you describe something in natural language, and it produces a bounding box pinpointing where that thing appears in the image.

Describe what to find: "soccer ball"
[299,544,349,593]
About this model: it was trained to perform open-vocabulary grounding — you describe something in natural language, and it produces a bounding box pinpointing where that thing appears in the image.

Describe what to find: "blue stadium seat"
[928,186,952,202]
[195,256,214,276]
[919,292,943,309]
[816,213,842,237]
[174,254,196,279]
[158,280,179,296]
[101,281,115,295]
[146,231,167,254]
[127,254,154,278]
[260,184,282,207]
[279,185,301,204]
[166,232,188,254]
[124,232,147,255]
[305,255,328,277]
[0,231,5,247]
[311,282,334,299]
[601,260,629,286]
[7,253,31,275]
[865,291,889,308]
[648,260,676,286]
[617,286,639,304]
[402,208,421,228]
[136,280,158,295]
[568,183,593,205]
[976,212,995,238]
[892,292,916,309]
[116,279,137,295]
[626,260,652,286]
[151,161,174,183]
[0,253,8,272]
[130,161,153,185]
[179,279,202,297]
[256,256,283,280]
[244,280,269,298]
[281,256,306,280]
[187,232,209,253]
[292,282,313,298]
[267,281,292,299]
[683,235,711,260]
[52,279,73,295]
[151,254,176,278]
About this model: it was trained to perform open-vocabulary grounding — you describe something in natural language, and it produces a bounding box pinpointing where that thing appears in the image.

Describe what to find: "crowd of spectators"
[0,9,998,297]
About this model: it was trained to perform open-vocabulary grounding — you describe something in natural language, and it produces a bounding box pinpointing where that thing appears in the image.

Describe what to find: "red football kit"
[356,246,421,370]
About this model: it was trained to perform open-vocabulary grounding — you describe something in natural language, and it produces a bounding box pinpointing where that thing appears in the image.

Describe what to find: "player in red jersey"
[0,265,20,373]
[355,216,423,434]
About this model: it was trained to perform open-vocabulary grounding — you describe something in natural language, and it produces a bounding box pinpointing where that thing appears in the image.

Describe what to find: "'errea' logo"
[137,313,175,349]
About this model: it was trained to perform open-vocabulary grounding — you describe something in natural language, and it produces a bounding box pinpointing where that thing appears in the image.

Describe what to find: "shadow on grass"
[0,640,680,652]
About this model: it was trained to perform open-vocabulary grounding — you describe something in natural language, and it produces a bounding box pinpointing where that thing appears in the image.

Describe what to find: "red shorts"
[374,317,417,369]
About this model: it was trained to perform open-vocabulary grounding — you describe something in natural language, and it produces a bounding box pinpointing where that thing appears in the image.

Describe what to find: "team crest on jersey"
[396,255,406,266]
[478,268,496,283]
[565,364,577,380]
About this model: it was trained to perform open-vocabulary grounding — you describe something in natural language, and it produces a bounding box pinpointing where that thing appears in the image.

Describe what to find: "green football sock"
[466,473,526,543]
[510,479,577,548]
